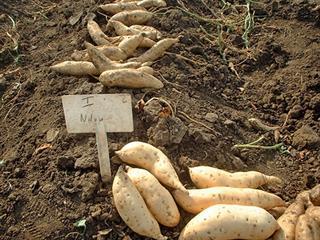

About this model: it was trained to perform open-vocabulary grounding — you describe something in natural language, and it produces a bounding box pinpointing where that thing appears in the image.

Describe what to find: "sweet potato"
[189,166,282,189]
[295,214,320,240]
[110,20,160,40]
[50,61,98,76]
[108,10,153,26]
[116,142,186,192]
[133,37,179,63]
[179,204,279,240]
[130,25,162,40]
[310,184,320,206]
[118,33,144,56]
[273,199,305,240]
[85,42,140,73]
[306,206,320,224]
[268,206,287,219]
[172,187,286,214]
[296,190,313,208]
[109,20,137,36]
[100,2,145,15]
[112,166,167,240]
[127,167,180,227]
[99,68,163,89]
[87,20,111,46]
[71,46,127,62]
[137,66,154,75]
[138,0,167,8]
[108,34,156,48]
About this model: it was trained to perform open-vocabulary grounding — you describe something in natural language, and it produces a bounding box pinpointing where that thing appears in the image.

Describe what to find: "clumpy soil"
[0,0,320,239]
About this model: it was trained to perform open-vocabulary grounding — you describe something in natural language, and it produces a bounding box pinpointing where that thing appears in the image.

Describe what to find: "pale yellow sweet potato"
[112,166,167,240]
[85,42,140,73]
[306,206,320,224]
[133,37,179,63]
[99,68,163,89]
[50,61,98,76]
[189,166,282,189]
[71,46,127,62]
[137,66,154,75]
[100,2,145,15]
[295,214,320,240]
[127,167,180,227]
[118,33,144,56]
[87,20,111,46]
[116,142,186,192]
[273,199,305,240]
[108,10,153,26]
[130,25,162,40]
[179,204,279,240]
[172,187,286,214]
[138,0,167,8]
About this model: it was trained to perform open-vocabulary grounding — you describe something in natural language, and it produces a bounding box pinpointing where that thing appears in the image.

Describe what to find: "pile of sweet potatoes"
[50,0,179,89]
[112,141,288,240]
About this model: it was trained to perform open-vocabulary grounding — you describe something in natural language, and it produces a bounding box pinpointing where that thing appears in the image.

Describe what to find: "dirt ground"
[0,0,319,239]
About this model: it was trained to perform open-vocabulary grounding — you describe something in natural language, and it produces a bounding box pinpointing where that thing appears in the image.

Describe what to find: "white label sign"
[62,94,134,133]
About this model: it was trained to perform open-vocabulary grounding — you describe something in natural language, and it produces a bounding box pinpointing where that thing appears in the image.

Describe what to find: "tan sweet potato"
[110,20,160,40]
[112,166,167,240]
[273,199,305,240]
[108,35,156,48]
[71,46,127,62]
[99,68,163,89]
[138,0,167,8]
[109,20,137,36]
[133,37,179,63]
[85,42,140,73]
[108,10,153,26]
[87,20,111,46]
[100,2,145,15]
[172,187,286,214]
[50,61,98,76]
[189,166,282,189]
[295,214,320,240]
[127,167,180,227]
[306,206,320,224]
[137,66,154,75]
[179,204,279,240]
[118,33,144,56]
[268,206,287,219]
[116,142,186,192]
[310,184,320,206]
[130,25,162,40]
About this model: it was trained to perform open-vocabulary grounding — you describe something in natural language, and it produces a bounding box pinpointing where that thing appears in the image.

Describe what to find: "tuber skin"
[112,166,167,240]
[179,204,279,240]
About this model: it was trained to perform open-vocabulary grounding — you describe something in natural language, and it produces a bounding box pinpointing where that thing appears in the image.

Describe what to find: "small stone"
[74,156,98,170]
[147,117,187,146]
[292,125,320,150]
[310,94,320,111]
[204,113,219,123]
[57,156,75,170]
[46,128,59,142]
[224,119,236,128]
[290,105,304,119]
[188,128,213,143]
